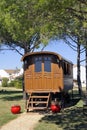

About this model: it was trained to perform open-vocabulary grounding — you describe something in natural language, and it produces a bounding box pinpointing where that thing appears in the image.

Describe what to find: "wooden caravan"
[22,51,73,111]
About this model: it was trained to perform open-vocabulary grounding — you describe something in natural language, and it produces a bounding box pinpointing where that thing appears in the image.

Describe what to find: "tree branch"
[63,38,77,51]
[77,0,87,4]
[66,7,87,21]
[11,46,23,56]
[67,34,78,45]
[0,46,23,56]
[80,59,86,62]
[80,47,85,53]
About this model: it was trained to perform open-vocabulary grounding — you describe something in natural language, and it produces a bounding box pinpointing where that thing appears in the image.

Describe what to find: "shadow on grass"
[64,98,81,108]
[1,95,23,101]
[39,107,87,130]
[37,91,86,129]
[0,89,23,101]
[63,91,81,108]
[0,89,22,94]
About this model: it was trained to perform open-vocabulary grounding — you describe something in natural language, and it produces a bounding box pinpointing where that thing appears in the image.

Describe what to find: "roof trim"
[21,51,62,61]
[21,51,73,64]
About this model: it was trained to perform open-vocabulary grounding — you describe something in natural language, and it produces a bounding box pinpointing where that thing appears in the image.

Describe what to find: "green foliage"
[8,77,23,89]
[0,0,87,53]
[8,80,15,87]
[2,77,9,87]
[14,78,22,89]
[0,0,49,53]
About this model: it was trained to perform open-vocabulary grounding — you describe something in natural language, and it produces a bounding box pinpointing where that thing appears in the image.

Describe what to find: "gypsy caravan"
[21,51,73,111]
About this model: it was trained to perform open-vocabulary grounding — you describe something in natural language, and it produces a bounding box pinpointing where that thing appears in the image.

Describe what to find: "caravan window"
[67,64,71,75]
[35,57,42,72]
[34,56,51,72]
[63,61,71,75]
[64,62,67,75]
[44,57,51,72]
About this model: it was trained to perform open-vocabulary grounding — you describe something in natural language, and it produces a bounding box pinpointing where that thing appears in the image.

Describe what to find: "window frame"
[44,56,51,72]
[34,55,52,72]
[34,56,42,72]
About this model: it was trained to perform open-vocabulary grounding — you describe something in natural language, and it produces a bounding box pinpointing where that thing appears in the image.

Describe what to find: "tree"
[1,0,87,97]
[0,0,82,54]
[0,0,87,53]
[0,0,50,55]
[65,0,87,97]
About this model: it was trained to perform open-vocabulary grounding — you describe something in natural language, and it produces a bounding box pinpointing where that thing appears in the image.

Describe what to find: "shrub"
[8,80,15,87]
[7,76,23,89]
[2,78,9,87]
[14,76,23,89]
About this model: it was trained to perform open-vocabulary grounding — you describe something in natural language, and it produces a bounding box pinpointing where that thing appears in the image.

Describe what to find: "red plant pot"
[11,105,21,114]
[51,105,61,113]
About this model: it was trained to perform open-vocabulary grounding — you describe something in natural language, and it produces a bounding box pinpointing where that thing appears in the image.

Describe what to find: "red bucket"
[51,104,61,113]
[11,105,21,114]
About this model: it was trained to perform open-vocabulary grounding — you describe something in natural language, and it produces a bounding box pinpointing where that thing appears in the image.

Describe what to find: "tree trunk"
[77,43,82,96]
[85,48,87,103]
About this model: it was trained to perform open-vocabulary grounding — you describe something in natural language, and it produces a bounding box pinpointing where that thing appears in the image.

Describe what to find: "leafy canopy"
[0,0,50,54]
[0,0,87,55]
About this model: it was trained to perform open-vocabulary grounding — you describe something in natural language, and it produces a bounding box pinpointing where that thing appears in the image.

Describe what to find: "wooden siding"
[22,51,73,93]
[24,54,63,93]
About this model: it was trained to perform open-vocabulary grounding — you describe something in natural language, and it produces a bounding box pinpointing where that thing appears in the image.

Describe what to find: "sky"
[0,40,85,69]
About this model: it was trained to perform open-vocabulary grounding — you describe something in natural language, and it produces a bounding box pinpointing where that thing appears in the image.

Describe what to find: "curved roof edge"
[21,51,62,61]
[21,51,73,64]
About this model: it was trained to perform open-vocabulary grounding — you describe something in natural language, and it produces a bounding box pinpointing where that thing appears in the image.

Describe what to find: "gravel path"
[0,112,44,130]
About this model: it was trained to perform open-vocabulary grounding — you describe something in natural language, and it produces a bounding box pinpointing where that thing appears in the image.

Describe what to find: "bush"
[13,77,23,89]
[14,79,22,89]
[2,78,9,87]
[7,76,23,89]
[8,80,15,87]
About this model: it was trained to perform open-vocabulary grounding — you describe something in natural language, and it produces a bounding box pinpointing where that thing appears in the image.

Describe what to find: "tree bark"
[85,48,87,101]
[77,43,82,96]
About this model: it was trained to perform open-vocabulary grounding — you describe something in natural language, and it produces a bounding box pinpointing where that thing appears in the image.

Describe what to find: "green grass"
[0,87,87,130]
[34,90,87,130]
[0,87,25,127]
[35,107,87,130]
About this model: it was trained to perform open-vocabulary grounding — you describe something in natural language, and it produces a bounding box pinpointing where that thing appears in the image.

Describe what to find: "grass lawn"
[0,87,87,130]
[0,87,25,127]
[34,89,87,130]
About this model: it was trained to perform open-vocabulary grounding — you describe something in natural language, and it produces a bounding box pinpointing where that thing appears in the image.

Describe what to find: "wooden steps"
[26,92,50,112]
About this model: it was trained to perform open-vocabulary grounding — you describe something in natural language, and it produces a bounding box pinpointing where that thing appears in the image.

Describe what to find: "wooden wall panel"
[24,54,64,93]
